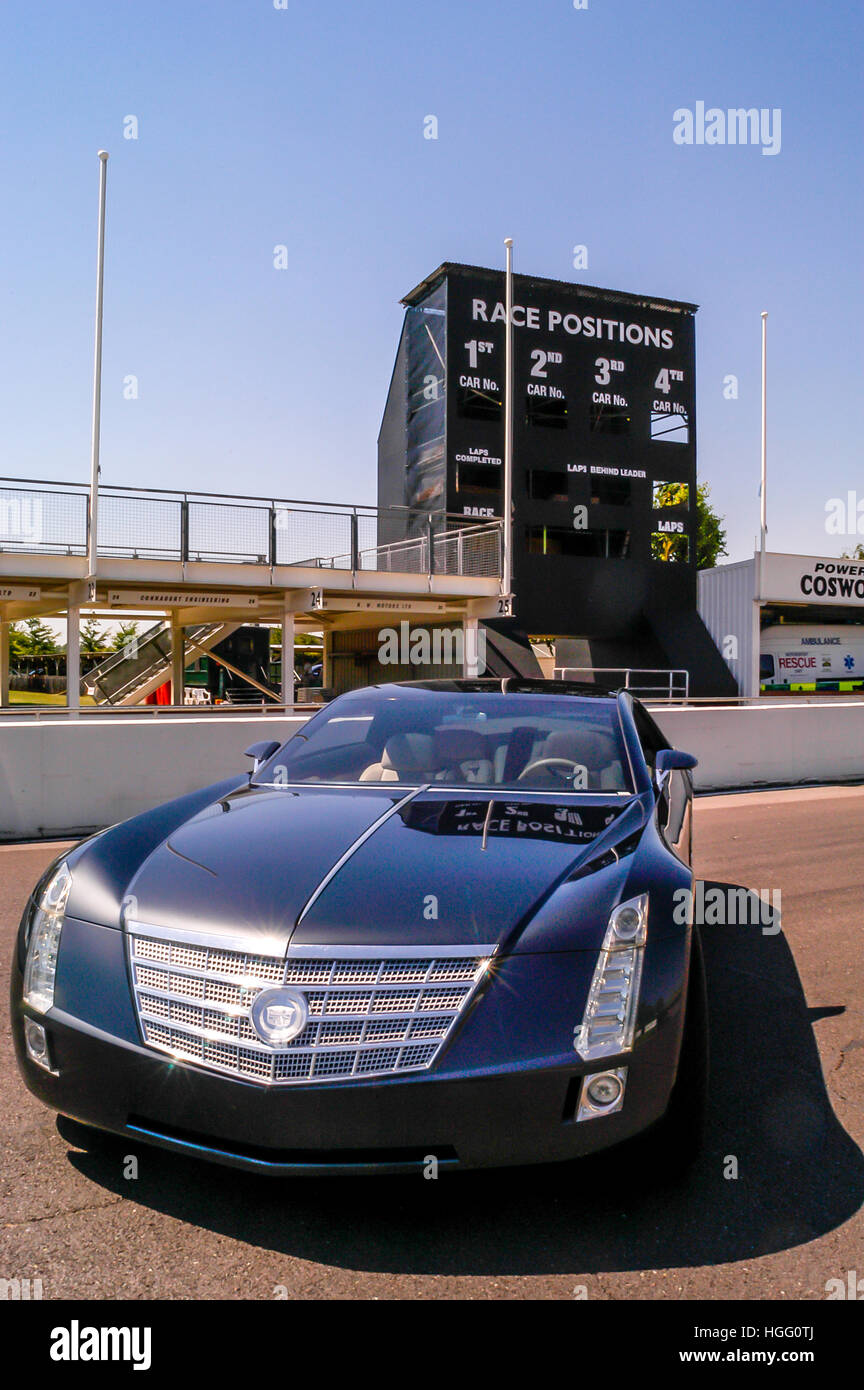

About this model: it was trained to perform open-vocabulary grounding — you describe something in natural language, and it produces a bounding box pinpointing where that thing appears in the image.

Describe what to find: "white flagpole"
[88,151,109,581]
[760,311,768,554]
[503,238,514,602]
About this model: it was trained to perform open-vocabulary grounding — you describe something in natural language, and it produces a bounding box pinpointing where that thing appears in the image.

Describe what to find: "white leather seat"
[539,729,624,790]
[359,733,434,782]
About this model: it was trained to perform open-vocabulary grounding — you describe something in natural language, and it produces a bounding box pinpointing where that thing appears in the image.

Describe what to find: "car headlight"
[573,892,648,1061]
[23,861,72,1014]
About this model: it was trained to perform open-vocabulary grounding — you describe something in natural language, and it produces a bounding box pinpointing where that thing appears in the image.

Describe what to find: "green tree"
[81,617,107,655]
[841,543,864,559]
[650,482,727,569]
[18,617,60,656]
[695,483,728,570]
[8,622,28,661]
[111,621,140,651]
[268,629,319,650]
[650,482,690,563]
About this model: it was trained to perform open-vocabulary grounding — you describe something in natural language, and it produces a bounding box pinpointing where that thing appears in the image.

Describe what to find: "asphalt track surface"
[1,785,862,1300]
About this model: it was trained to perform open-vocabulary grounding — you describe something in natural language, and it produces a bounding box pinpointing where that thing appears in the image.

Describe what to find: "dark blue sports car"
[11,679,707,1175]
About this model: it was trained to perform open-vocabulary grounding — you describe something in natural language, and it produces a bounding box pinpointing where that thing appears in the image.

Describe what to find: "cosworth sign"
[760,554,864,607]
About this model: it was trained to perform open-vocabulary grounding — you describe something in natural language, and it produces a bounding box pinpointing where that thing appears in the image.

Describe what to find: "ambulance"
[760,624,864,692]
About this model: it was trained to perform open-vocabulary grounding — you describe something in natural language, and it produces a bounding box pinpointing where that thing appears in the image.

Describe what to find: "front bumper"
[11,915,690,1175]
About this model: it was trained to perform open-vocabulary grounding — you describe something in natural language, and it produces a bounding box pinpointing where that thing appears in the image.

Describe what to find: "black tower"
[378,262,736,696]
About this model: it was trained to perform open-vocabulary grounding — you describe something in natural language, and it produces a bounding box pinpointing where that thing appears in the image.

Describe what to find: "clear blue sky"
[0,0,860,562]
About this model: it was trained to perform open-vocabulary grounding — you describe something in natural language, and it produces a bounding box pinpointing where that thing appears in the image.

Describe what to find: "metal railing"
[554,666,690,699]
[6,690,864,720]
[325,521,503,578]
[0,477,503,579]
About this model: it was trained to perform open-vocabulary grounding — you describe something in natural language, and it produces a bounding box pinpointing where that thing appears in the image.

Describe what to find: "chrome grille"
[128,929,493,1086]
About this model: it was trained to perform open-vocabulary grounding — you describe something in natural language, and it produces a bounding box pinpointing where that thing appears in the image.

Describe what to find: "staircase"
[83,621,240,705]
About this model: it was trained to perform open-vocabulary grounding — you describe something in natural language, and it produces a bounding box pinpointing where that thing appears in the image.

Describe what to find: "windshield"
[257,686,633,793]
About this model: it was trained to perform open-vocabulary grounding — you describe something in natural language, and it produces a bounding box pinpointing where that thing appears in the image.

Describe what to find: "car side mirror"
[655,748,698,775]
[244,740,281,775]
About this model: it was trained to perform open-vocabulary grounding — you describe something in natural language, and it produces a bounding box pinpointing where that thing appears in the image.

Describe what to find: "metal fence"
[325,522,503,578]
[554,666,691,699]
[0,478,503,578]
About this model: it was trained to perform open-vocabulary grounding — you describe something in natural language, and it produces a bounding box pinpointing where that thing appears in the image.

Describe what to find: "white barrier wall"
[648,699,864,791]
[2,701,863,840]
[0,715,307,841]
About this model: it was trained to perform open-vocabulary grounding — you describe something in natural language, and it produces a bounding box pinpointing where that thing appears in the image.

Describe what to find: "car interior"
[271,710,631,792]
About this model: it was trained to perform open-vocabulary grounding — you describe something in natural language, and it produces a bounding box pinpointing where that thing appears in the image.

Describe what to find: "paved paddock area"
[1,785,862,1300]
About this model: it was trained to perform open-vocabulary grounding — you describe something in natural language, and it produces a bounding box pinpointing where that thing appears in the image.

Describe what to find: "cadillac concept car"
[12,679,707,1175]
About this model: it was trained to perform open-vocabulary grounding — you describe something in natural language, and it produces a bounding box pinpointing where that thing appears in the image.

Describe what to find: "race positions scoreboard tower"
[378,262,736,695]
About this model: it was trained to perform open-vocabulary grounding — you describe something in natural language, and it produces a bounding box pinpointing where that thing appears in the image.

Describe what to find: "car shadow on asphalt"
[60,883,864,1277]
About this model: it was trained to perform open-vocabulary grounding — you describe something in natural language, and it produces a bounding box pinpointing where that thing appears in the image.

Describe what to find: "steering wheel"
[516,756,584,783]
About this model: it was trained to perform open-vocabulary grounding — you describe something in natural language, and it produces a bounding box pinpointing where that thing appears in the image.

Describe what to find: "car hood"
[123,784,645,952]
